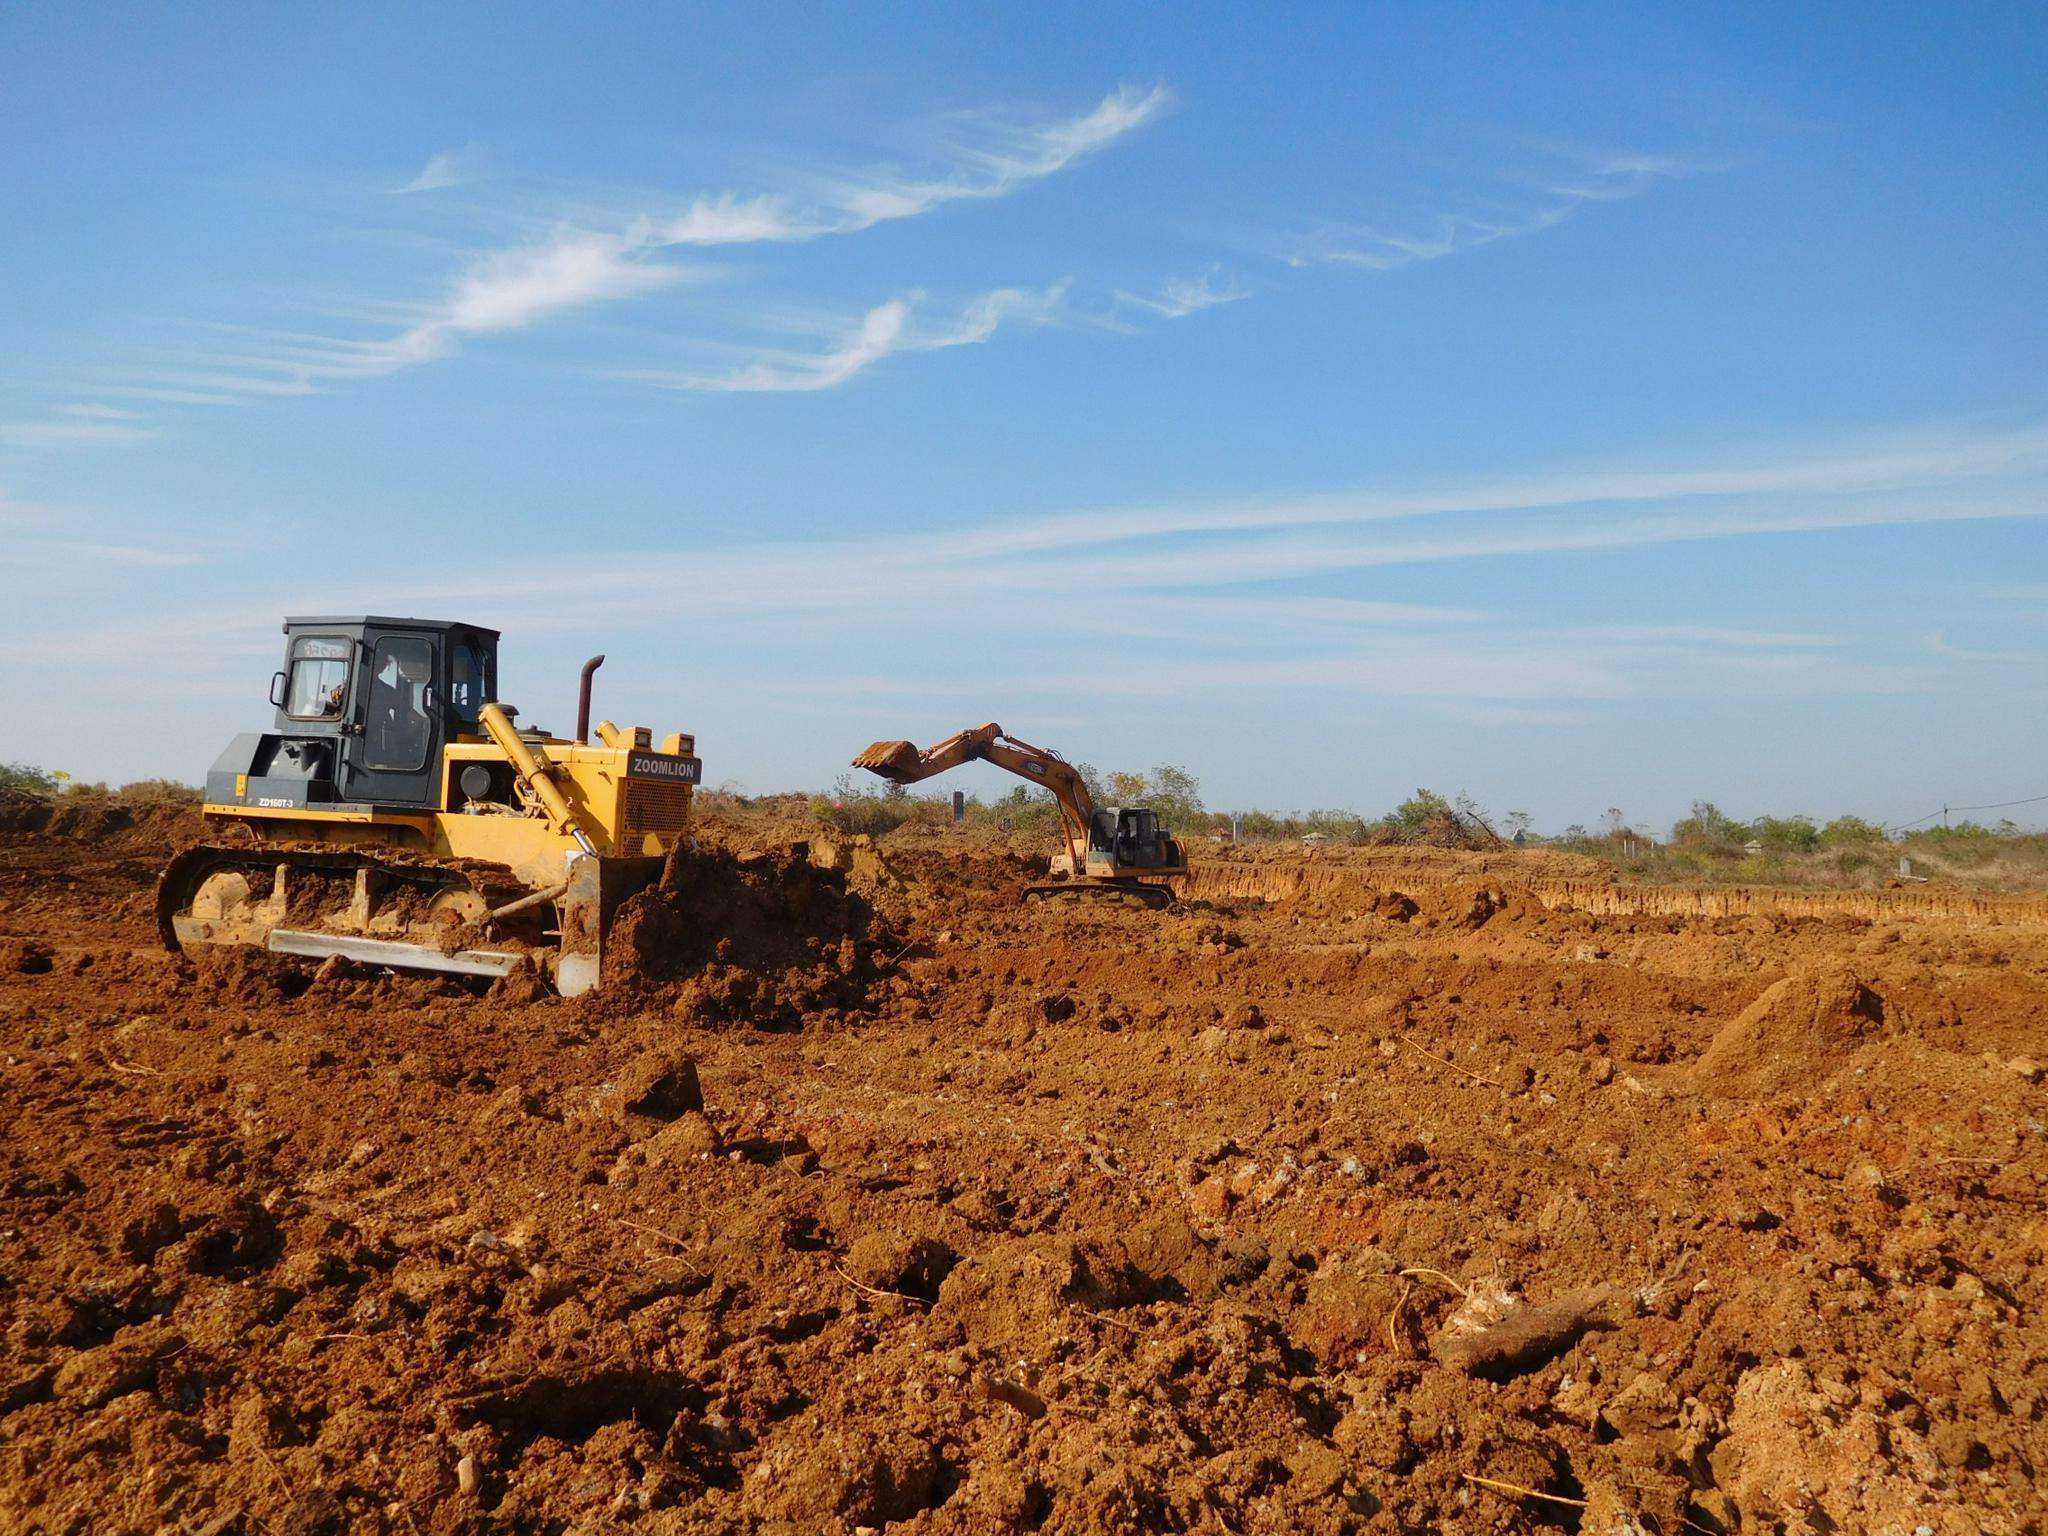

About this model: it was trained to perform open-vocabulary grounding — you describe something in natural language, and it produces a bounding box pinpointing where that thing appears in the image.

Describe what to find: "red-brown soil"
[2,813,2045,1534]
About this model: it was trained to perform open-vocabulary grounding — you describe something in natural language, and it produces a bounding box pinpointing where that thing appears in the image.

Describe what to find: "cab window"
[450,639,488,722]
[365,636,435,772]
[284,636,351,719]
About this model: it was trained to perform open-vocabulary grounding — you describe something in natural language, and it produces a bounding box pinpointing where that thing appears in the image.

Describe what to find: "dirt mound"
[0,790,203,845]
[0,787,49,834]
[1691,959,1887,1094]
[601,840,893,1023]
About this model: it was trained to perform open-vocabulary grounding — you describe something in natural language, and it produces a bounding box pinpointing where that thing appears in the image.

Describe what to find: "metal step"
[266,929,524,979]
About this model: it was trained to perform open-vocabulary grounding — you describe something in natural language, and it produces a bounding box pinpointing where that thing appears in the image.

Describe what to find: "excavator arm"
[854,723,1098,869]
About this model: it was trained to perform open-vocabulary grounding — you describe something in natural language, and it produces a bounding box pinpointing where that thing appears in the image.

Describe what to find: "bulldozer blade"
[555,852,664,998]
[852,739,922,782]
[266,929,525,979]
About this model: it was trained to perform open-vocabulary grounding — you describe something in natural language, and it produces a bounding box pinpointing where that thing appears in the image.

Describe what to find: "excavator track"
[1023,878,1177,910]
[156,842,545,978]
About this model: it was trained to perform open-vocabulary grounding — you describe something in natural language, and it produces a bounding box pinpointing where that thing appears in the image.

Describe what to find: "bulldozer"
[156,616,702,994]
[852,722,1186,907]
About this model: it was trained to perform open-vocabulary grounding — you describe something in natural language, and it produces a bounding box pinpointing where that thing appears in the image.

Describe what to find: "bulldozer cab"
[268,617,499,808]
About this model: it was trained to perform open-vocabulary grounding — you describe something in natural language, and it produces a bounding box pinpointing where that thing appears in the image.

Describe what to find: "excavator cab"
[1089,807,1181,871]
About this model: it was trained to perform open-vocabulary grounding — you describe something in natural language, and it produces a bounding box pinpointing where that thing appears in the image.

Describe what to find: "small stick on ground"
[832,1264,930,1308]
[612,1218,707,1275]
[105,1057,160,1077]
[1399,1266,1473,1298]
[1463,1473,1588,1509]
[257,1445,295,1503]
[1399,1034,1505,1089]
[1081,1307,1143,1334]
[1385,1282,1412,1356]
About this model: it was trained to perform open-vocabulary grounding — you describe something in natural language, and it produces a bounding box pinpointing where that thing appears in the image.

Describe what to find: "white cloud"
[429,230,689,340]
[7,536,204,571]
[1116,267,1251,319]
[647,84,1170,248]
[1289,142,1701,274]
[1927,631,2043,664]
[1,407,160,448]
[76,233,698,404]
[82,86,1164,415]
[395,146,483,194]
[659,193,808,245]
[932,419,2048,560]
[21,416,2041,722]
[813,83,1171,233]
[624,285,1063,393]
[111,421,2048,636]
[55,403,146,420]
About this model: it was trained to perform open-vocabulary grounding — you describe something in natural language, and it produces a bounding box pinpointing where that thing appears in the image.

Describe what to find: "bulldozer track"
[155,842,534,956]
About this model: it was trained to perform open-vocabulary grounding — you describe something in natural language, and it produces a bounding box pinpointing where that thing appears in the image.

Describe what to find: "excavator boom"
[852,722,1186,905]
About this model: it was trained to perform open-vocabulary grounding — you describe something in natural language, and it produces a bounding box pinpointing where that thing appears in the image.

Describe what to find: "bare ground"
[1,814,2044,1535]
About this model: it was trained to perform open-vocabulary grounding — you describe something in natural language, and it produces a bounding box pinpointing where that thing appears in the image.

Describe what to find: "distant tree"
[1387,789,1454,837]
[1106,771,1150,806]
[1748,814,1820,853]
[1671,800,1744,850]
[1238,809,1284,839]
[1819,815,1889,848]
[1144,765,1205,832]
[0,762,59,795]
[1503,810,1534,840]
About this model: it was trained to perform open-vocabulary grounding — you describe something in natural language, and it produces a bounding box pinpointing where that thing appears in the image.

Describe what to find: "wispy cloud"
[656,83,1172,247]
[931,419,2048,561]
[616,285,1065,393]
[394,144,485,195]
[19,415,2048,720]
[25,87,1163,436]
[1927,630,2043,664]
[68,86,1164,418]
[1288,143,1700,274]
[2,403,160,448]
[7,533,205,571]
[1115,266,1252,319]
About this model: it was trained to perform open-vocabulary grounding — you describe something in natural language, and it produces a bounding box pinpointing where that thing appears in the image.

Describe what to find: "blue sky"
[3,1,2045,831]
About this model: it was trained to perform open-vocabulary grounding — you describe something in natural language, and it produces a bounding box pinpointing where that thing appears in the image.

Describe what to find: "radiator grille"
[619,779,693,849]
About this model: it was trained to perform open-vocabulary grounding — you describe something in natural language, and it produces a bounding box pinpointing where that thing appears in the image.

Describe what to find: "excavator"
[156,616,701,994]
[852,722,1187,907]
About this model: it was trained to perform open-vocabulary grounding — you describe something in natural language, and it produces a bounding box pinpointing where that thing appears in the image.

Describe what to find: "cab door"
[340,630,443,807]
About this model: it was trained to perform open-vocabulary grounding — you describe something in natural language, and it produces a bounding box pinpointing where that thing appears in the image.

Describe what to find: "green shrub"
[0,762,59,795]
[1748,815,1820,853]
[1819,815,1888,848]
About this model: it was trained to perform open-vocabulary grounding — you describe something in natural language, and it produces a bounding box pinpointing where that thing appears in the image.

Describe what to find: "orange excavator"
[853,723,1187,907]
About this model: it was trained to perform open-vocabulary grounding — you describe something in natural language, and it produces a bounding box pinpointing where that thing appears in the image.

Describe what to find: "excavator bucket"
[852,739,923,783]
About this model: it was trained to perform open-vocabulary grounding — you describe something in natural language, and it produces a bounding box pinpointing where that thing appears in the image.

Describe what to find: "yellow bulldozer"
[853,722,1187,907]
[156,616,701,994]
